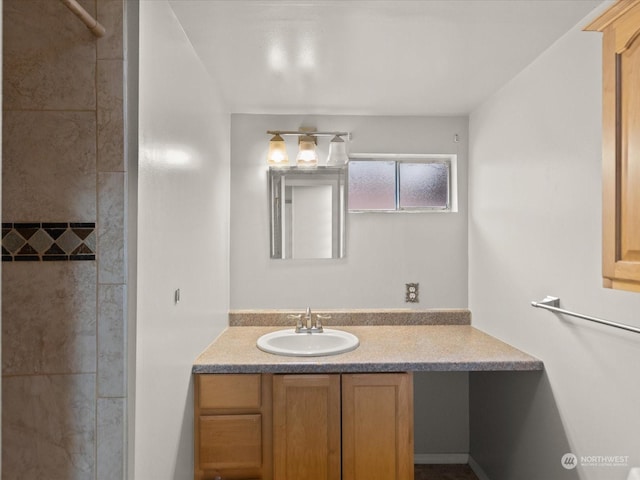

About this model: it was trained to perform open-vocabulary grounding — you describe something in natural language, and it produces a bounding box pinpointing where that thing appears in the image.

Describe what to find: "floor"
[415,464,480,480]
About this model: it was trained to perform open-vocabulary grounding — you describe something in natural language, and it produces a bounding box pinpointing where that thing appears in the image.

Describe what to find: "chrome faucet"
[305,307,312,329]
[292,307,324,333]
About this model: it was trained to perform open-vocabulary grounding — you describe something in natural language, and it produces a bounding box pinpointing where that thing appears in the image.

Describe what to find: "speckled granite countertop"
[228,309,471,327]
[192,325,543,374]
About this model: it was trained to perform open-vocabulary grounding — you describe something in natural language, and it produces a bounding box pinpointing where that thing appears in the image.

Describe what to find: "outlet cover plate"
[405,283,419,303]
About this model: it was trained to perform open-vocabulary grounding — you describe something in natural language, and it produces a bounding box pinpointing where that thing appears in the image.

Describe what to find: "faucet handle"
[315,314,331,331]
[287,314,303,332]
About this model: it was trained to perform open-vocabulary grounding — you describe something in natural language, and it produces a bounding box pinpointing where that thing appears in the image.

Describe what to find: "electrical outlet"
[405,283,419,303]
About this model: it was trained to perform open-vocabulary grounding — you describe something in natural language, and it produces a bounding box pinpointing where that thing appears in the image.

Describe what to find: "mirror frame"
[269,166,346,260]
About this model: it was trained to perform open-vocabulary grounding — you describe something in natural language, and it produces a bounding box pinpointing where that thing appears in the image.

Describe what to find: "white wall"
[136,2,230,479]
[230,114,469,309]
[469,11,640,480]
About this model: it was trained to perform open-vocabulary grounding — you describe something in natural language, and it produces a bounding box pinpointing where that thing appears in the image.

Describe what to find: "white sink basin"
[256,329,359,357]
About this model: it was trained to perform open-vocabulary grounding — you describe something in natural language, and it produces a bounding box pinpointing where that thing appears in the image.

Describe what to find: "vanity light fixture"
[296,135,319,168]
[266,130,351,168]
[267,133,289,167]
[326,135,349,166]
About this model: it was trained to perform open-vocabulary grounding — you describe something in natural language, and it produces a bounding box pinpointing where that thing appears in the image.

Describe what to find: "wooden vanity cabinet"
[195,372,413,480]
[272,373,414,480]
[585,0,640,291]
[341,373,414,480]
[272,374,342,480]
[194,374,273,480]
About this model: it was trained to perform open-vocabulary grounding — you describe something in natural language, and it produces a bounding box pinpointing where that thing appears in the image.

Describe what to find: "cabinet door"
[272,374,341,480]
[341,373,414,480]
[586,1,640,291]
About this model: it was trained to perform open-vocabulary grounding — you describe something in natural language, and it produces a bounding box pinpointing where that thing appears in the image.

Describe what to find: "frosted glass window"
[398,162,449,209]
[348,160,397,211]
[347,155,456,213]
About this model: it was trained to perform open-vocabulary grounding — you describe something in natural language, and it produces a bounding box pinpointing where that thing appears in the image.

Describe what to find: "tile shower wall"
[2,1,127,479]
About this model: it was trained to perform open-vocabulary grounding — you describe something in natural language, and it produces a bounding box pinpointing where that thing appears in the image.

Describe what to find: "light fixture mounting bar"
[266,130,351,140]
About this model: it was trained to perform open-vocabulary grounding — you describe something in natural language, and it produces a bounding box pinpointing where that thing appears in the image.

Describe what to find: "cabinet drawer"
[199,414,262,470]
[199,374,261,409]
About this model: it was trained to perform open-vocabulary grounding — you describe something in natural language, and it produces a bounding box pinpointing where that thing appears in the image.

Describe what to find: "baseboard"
[468,455,491,480]
[414,453,470,464]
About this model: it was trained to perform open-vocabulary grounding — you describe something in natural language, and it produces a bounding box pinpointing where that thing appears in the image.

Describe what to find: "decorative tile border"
[2,222,96,262]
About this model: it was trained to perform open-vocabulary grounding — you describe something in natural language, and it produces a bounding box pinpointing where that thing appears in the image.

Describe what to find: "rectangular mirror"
[269,167,346,259]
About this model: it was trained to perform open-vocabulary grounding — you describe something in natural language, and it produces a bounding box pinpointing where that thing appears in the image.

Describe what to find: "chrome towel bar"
[531,296,640,335]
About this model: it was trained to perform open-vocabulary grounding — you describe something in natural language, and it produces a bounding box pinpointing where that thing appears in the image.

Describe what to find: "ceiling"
[168,0,603,116]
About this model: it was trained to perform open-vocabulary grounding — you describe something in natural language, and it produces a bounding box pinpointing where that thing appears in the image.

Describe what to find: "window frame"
[347,153,457,213]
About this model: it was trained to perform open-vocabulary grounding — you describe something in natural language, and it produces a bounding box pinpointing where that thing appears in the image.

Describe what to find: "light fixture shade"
[296,135,318,168]
[326,135,349,166]
[267,134,289,167]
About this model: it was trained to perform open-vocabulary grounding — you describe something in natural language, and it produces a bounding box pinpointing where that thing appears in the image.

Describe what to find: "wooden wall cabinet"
[195,372,413,480]
[585,0,640,292]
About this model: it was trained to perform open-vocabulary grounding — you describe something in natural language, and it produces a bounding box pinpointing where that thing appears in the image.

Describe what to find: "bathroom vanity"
[192,311,542,480]
[195,372,412,480]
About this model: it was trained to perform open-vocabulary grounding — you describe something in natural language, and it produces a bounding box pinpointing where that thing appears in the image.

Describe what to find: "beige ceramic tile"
[97,398,125,480]
[2,111,97,221]
[3,0,96,110]
[97,0,124,60]
[98,172,126,284]
[98,60,125,172]
[98,284,126,397]
[2,262,97,375]
[2,374,96,479]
